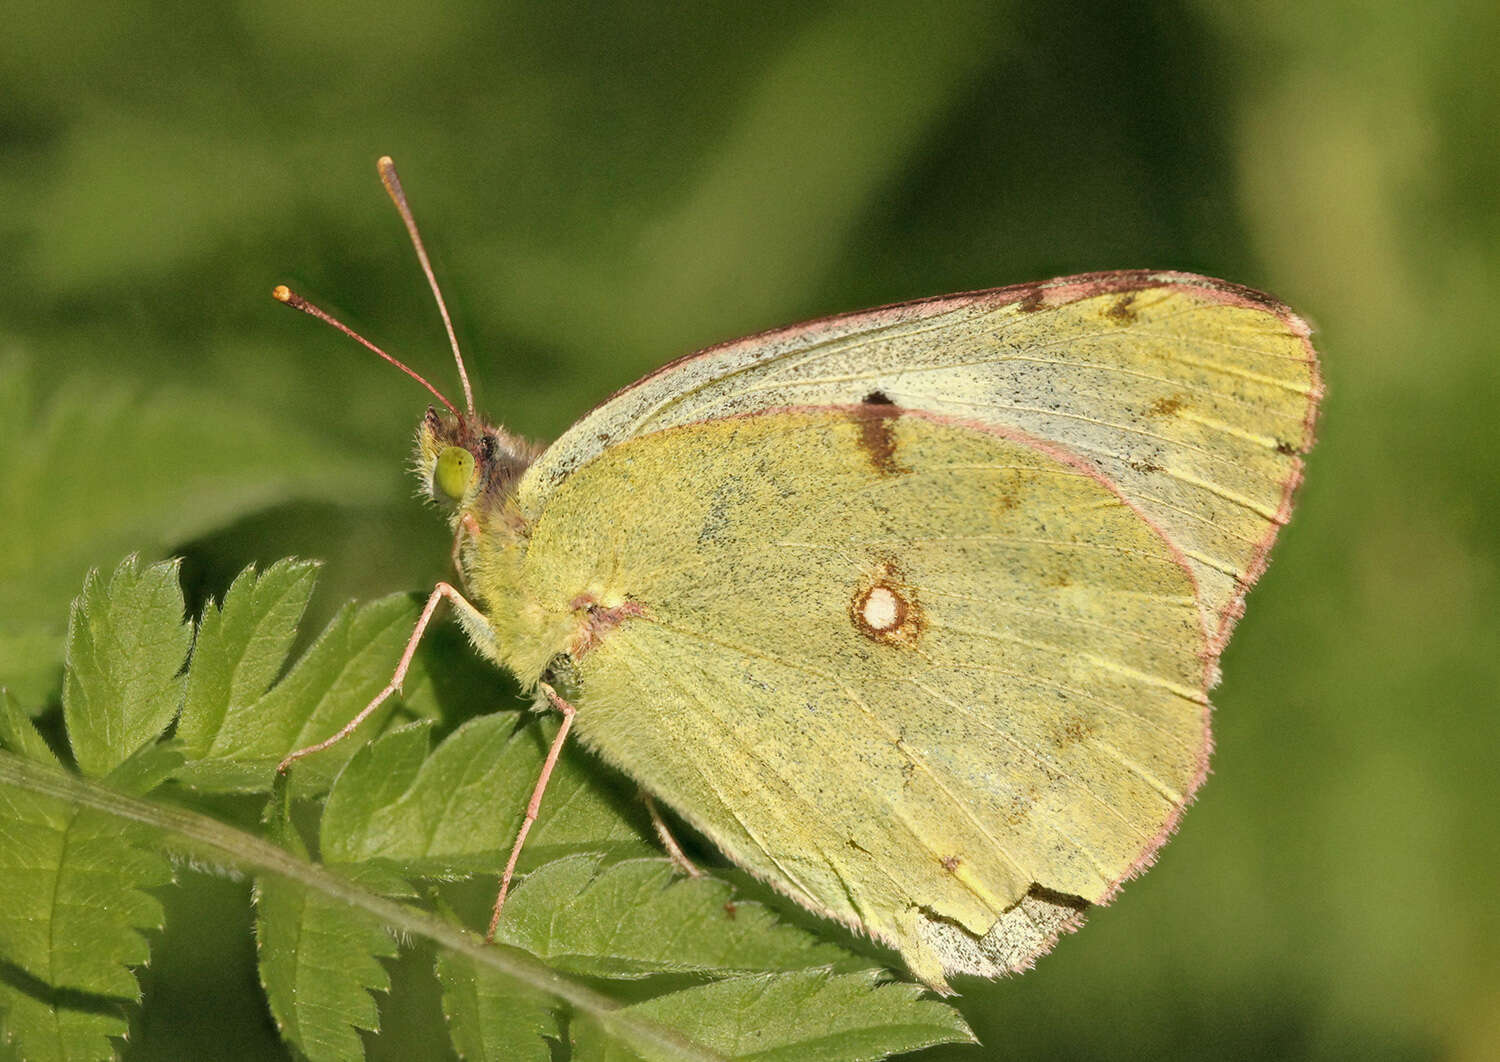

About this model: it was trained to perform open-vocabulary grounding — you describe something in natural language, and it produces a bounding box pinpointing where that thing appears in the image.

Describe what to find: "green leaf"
[0,359,387,705]
[0,688,58,765]
[0,558,178,1060]
[494,855,853,979]
[0,788,172,1062]
[61,556,191,777]
[0,753,730,1062]
[571,972,975,1062]
[174,591,425,794]
[104,739,185,798]
[435,951,559,1062]
[176,557,321,759]
[320,713,654,878]
[319,721,433,860]
[255,824,399,1062]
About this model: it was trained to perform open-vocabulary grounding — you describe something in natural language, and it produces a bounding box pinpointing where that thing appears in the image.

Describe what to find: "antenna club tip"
[378,157,406,203]
[272,284,293,302]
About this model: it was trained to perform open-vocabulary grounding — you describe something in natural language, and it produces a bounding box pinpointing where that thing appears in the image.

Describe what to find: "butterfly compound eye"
[434,445,476,501]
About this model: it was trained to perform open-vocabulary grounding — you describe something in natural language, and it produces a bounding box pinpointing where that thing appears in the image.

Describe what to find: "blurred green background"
[2,1,1496,1059]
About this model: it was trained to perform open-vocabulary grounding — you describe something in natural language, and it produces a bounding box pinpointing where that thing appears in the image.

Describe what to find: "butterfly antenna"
[377,156,476,417]
[272,285,460,417]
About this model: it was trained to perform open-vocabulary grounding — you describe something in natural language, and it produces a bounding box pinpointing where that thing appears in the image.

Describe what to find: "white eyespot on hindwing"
[860,585,901,631]
[850,560,925,647]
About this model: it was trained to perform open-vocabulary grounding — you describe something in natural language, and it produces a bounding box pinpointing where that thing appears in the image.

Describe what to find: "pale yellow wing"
[520,409,1211,989]
[517,272,1321,651]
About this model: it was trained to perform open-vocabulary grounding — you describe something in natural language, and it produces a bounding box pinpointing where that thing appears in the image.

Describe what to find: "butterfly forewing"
[517,272,1321,651]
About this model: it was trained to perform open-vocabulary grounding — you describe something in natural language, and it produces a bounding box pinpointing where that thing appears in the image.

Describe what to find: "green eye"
[434,446,475,500]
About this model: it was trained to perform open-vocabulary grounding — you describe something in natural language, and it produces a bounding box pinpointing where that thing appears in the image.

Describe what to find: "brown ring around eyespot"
[849,562,925,646]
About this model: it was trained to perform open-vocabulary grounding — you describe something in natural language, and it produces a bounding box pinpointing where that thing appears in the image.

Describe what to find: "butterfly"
[276,157,1321,993]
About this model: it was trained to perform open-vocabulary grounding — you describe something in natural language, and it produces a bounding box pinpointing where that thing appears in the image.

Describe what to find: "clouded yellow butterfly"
[275,157,1321,992]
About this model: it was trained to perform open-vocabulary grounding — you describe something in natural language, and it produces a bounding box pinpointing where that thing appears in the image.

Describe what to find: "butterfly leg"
[486,682,576,941]
[277,582,486,772]
[450,512,480,592]
[642,791,702,879]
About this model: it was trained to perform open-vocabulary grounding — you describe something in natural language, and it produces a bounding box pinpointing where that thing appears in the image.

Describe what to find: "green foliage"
[255,821,399,1062]
[62,557,192,778]
[0,558,972,1061]
[0,691,55,767]
[489,856,856,980]
[175,559,320,761]
[0,360,387,708]
[0,772,171,1061]
[174,572,430,796]
[321,716,655,878]
[572,972,976,1062]
[435,953,559,1062]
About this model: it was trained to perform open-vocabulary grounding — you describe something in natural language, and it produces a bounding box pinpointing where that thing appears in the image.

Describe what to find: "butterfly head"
[415,407,537,519]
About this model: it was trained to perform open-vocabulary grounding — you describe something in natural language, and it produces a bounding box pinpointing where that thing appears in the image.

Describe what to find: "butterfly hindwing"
[518,408,1211,989]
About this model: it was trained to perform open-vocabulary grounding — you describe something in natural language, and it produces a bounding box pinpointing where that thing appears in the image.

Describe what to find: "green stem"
[0,750,725,1062]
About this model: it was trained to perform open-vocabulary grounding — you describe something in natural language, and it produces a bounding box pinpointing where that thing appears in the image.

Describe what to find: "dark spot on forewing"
[1148,394,1185,417]
[1017,288,1046,313]
[1057,717,1096,748]
[1107,293,1139,324]
[1005,789,1037,827]
[853,391,907,475]
[1041,567,1071,589]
